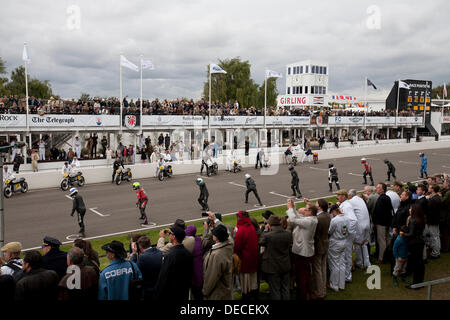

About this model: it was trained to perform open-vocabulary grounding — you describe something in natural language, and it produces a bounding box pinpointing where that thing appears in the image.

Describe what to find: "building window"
[323,87,326,94]
[324,67,327,74]
[305,66,309,73]
[299,66,303,74]
[299,86,303,94]
[319,66,323,74]
[288,67,291,75]
[312,66,315,74]
[287,87,290,94]
[312,86,315,94]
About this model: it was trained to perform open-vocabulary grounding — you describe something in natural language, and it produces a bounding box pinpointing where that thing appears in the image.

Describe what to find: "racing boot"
[336,182,341,190]
[329,183,333,192]
[78,224,85,238]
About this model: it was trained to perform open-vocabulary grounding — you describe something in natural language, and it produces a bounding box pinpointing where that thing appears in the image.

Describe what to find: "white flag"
[398,80,410,90]
[22,43,31,63]
[210,63,227,74]
[120,55,139,72]
[437,94,441,99]
[141,59,155,70]
[265,69,282,79]
[444,82,447,98]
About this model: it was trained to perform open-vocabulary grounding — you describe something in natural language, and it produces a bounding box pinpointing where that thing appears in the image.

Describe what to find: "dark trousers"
[363,171,374,185]
[246,188,262,205]
[291,181,301,196]
[198,196,209,210]
[139,205,148,224]
[102,145,107,157]
[293,254,313,300]
[245,147,249,156]
[77,210,86,232]
[91,144,97,157]
[387,169,396,181]
[329,177,340,191]
[255,157,262,169]
[200,160,207,174]
[112,170,117,182]
[266,272,290,300]
[409,242,425,284]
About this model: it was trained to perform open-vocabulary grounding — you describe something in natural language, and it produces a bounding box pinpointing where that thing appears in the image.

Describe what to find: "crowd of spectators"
[1,176,448,301]
[0,95,423,117]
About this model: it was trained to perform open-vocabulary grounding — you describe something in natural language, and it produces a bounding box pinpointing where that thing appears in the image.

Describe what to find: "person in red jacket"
[234,210,259,300]
[133,182,148,226]
[361,158,374,186]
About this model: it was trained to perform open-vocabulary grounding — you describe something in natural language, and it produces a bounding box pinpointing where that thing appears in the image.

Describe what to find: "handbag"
[128,261,144,301]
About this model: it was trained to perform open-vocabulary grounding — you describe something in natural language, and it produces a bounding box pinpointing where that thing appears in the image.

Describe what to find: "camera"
[163,229,169,234]
[201,212,209,217]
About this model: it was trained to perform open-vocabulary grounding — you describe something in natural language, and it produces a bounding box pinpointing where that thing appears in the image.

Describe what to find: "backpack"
[128,261,144,301]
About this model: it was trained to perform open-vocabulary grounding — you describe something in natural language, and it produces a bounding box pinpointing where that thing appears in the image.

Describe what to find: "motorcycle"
[313,152,319,164]
[115,167,132,185]
[158,164,173,181]
[3,177,28,198]
[206,158,219,177]
[233,159,242,173]
[263,156,271,168]
[60,171,85,191]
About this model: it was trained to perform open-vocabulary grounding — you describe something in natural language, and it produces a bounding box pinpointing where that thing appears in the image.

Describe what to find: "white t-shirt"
[386,190,401,214]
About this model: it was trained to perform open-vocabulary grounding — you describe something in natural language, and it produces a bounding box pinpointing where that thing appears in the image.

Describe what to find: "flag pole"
[264,73,267,129]
[24,43,29,134]
[364,77,367,128]
[423,81,427,127]
[140,54,143,132]
[208,64,212,142]
[120,54,123,132]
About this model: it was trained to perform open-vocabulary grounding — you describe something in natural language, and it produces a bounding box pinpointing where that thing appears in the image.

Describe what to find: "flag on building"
[313,97,324,105]
[22,43,31,63]
[367,79,377,90]
[120,55,139,72]
[141,59,155,70]
[265,69,282,79]
[398,80,410,90]
[210,63,227,74]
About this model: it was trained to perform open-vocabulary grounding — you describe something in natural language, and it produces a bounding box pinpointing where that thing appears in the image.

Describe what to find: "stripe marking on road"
[65,195,72,200]
[348,173,364,177]
[399,161,418,165]
[89,207,110,217]
[308,167,328,171]
[228,181,246,188]
[269,191,292,199]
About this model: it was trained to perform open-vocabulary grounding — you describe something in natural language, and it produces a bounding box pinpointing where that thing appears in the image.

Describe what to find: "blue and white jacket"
[98,259,142,300]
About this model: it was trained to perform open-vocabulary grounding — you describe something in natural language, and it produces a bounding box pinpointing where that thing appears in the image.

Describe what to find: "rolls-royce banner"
[328,116,364,125]
[365,117,396,124]
[209,116,264,126]
[29,115,120,127]
[142,115,207,126]
[397,117,423,124]
[0,114,27,127]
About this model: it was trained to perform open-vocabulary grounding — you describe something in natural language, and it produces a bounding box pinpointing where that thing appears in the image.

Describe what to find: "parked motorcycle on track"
[61,171,85,191]
[233,159,242,173]
[3,177,28,198]
[115,167,132,185]
[158,164,173,181]
[206,158,219,176]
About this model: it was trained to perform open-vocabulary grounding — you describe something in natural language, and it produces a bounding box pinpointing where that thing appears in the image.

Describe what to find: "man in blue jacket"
[98,240,142,300]
[419,153,428,179]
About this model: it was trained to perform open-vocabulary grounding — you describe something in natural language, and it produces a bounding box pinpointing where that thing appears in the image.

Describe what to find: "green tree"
[432,84,449,99]
[202,57,275,108]
[257,78,279,108]
[4,66,53,99]
[0,57,9,96]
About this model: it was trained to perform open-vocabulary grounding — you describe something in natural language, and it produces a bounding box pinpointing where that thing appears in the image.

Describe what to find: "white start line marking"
[89,207,110,217]
[398,160,418,165]
[228,181,246,188]
[269,191,292,199]
[347,173,364,177]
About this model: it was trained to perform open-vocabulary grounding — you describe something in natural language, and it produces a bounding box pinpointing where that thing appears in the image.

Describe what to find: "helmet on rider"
[419,152,424,157]
[245,173,251,179]
[69,187,78,197]
[132,182,140,190]
[361,158,367,164]
[288,164,294,171]
[328,163,334,168]
[196,178,203,185]
[384,159,389,164]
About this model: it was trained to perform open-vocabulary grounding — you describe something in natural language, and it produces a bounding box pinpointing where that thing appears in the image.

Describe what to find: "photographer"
[202,212,234,254]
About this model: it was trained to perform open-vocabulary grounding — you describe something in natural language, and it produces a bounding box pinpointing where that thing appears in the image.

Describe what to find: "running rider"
[133,182,149,226]
[361,158,374,186]
[69,187,86,237]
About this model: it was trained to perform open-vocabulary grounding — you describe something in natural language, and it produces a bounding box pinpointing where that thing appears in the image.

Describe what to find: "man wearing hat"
[41,236,68,280]
[157,219,195,256]
[336,189,358,283]
[259,215,293,300]
[98,240,142,300]
[202,224,234,300]
[69,187,87,237]
[245,173,263,207]
[0,241,23,277]
[202,212,234,253]
[289,164,302,198]
[155,226,193,301]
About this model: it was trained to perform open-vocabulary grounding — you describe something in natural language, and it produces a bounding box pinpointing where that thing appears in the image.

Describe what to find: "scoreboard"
[400,79,432,113]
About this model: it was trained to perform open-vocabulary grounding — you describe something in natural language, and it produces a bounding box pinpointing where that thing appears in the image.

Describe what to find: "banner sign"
[266,116,310,126]
[365,117,396,124]
[328,116,364,125]
[0,114,27,128]
[397,117,423,124]
[142,115,207,127]
[442,116,450,123]
[210,116,264,126]
[29,115,119,127]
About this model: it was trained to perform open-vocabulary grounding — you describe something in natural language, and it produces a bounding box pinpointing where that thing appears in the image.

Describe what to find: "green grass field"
[56,197,450,300]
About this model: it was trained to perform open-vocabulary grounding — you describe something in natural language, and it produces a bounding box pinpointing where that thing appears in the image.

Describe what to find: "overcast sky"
[1,0,449,101]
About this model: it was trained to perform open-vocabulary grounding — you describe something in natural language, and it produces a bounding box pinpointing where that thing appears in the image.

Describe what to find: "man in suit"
[311,199,331,300]
[259,215,293,300]
[373,183,394,264]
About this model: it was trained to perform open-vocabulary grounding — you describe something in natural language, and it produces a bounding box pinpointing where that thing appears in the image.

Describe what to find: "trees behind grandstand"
[202,57,278,108]
[0,57,54,99]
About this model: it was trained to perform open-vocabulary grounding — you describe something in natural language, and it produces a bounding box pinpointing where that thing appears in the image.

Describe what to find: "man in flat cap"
[41,236,68,280]
[1,241,23,278]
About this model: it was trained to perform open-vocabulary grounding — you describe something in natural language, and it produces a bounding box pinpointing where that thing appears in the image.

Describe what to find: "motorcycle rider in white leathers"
[337,190,358,283]
[348,189,371,269]
[328,204,350,291]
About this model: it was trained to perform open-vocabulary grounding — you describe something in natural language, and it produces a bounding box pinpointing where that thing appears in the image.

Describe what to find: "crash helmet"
[328,163,334,168]
[288,164,294,171]
[384,159,389,164]
[196,178,204,185]
[361,158,367,163]
[132,182,140,190]
[69,187,78,196]
[419,152,424,157]
[245,173,251,179]
[64,162,68,165]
